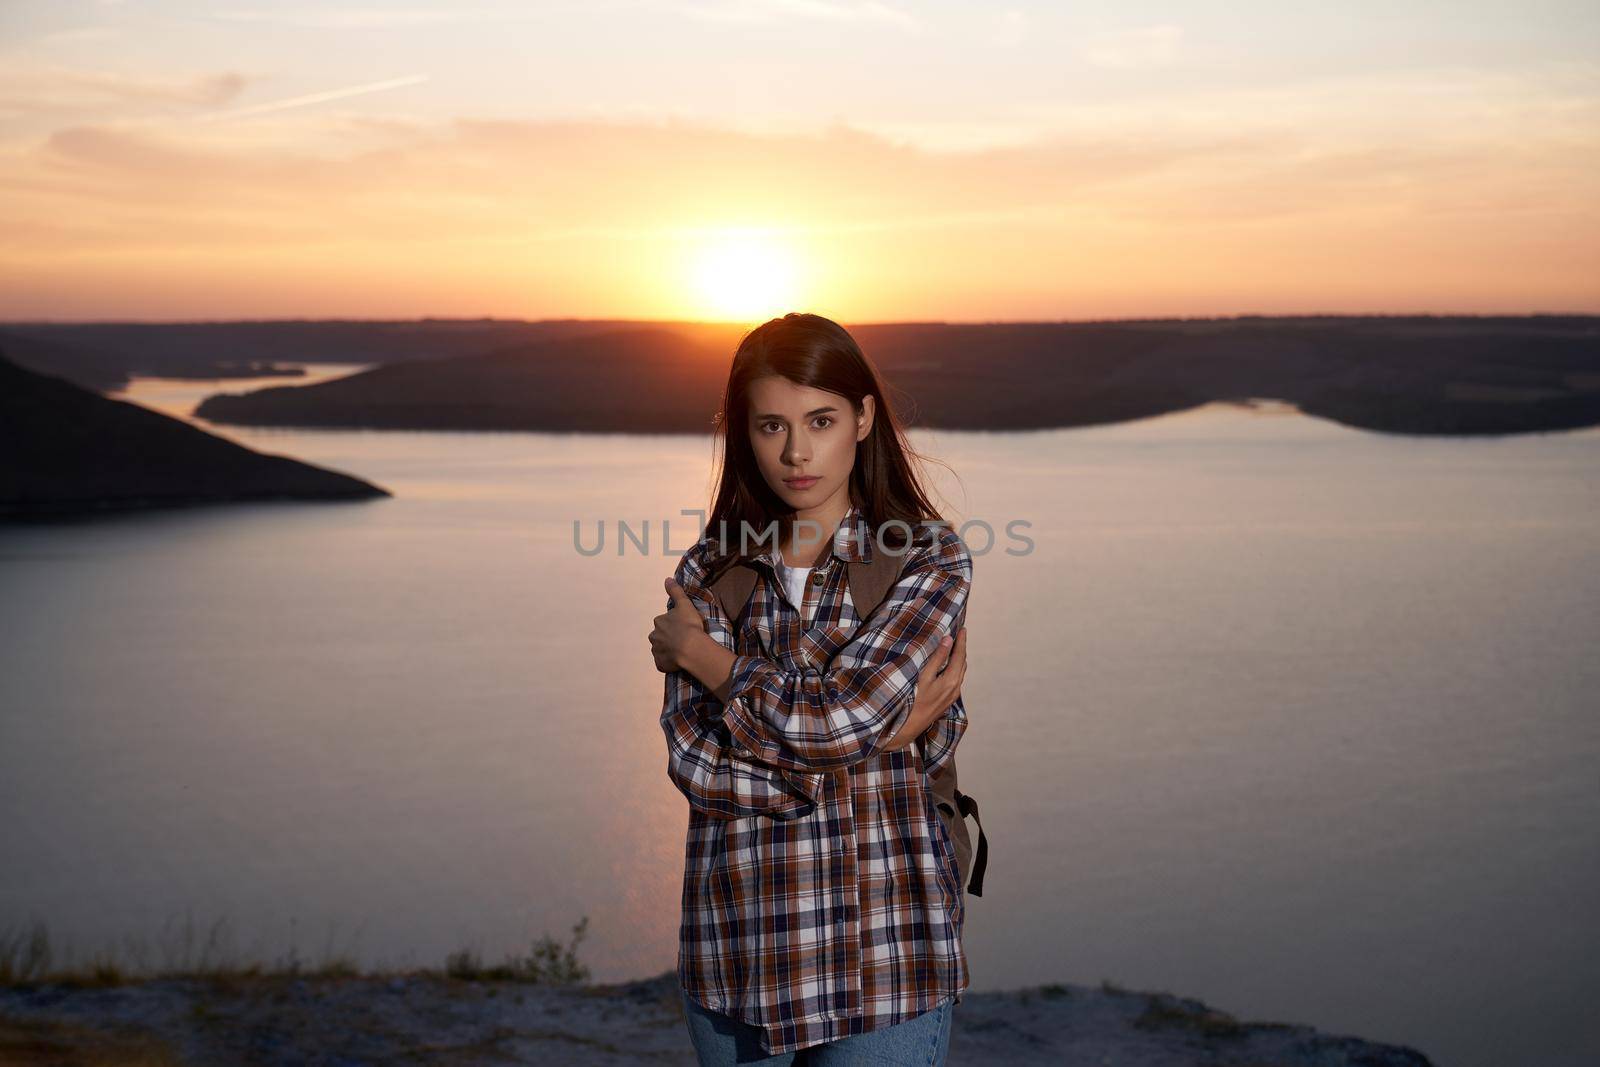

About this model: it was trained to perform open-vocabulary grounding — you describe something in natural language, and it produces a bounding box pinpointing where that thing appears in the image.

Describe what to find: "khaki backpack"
[705,543,988,898]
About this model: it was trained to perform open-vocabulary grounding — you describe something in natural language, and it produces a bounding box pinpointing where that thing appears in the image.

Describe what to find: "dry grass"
[0,912,593,991]
[0,1013,186,1067]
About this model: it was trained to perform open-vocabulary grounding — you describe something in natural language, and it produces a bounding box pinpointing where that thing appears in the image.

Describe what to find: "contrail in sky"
[194,73,429,122]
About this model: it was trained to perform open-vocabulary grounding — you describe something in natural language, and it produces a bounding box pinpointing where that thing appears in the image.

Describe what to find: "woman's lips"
[784,476,819,489]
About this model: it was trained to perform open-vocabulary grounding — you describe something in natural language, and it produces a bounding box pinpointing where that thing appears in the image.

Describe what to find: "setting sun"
[689,232,802,322]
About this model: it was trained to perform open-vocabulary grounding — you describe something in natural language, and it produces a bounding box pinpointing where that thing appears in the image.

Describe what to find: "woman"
[651,312,972,1064]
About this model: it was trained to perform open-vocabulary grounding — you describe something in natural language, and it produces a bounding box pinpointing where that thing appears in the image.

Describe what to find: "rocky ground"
[0,969,1438,1065]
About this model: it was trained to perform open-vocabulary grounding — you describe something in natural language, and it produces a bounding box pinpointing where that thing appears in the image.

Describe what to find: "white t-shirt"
[775,523,853,625]
[776,561,815,623]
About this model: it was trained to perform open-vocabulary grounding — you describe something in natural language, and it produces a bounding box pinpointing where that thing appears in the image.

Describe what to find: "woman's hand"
[883,626,967,752]
[651,577,710,673]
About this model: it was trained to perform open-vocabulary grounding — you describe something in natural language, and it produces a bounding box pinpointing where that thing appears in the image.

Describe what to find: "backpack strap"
[928,737,987,897]
[706,557,761,630]
[844,547,902,623]
[955,789,988,897]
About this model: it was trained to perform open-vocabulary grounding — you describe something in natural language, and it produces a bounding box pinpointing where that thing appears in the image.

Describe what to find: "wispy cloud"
[0,63,248,120]
[11,65,1588,256]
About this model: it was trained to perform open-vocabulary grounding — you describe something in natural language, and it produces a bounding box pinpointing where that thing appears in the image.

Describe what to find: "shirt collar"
[749,503,872,570]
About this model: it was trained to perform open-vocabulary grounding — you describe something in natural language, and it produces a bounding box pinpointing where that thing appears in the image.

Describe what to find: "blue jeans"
[681,992,954,1065]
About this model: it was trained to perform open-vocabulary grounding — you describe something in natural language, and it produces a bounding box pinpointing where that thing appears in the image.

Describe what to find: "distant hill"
[8,315,1600,436]
[0,351,391,520]
[186,315,1600,437]
[0,328,139,393]
[0,319,659,393]
[197,323,774,434]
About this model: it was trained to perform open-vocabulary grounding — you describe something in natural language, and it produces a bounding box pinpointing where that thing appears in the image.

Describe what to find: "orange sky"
[1,1,1596,322]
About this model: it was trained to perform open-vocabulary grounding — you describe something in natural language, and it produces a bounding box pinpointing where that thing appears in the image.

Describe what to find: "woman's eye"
[758,417,831,434]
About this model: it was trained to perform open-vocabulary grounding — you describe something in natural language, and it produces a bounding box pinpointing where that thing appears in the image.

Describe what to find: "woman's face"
[745,374,873,514]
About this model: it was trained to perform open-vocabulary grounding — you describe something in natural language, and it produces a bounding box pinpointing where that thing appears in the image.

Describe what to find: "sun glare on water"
[690,232,802,321]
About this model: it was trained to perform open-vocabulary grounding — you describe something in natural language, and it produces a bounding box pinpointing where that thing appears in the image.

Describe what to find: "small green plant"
[0,919,53,985]
[513,915,591,985]
[443,916,592,986]
[315,956,360,978]
[1134,993,1246,1038]
[445,947,484,980]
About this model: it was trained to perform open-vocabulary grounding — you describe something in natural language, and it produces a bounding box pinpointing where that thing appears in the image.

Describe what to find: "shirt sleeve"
[720,527,972,773]
[659,542,829,820]
[916,597,969,779]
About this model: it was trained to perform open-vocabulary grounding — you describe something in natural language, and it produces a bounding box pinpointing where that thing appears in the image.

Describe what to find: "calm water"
[3,368,1597,1067]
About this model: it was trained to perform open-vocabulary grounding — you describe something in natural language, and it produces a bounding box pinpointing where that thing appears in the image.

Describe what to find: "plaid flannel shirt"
[660,504,971,1055]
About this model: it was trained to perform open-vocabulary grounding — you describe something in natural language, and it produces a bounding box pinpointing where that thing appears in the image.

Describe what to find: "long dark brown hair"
[701,312,956,571]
